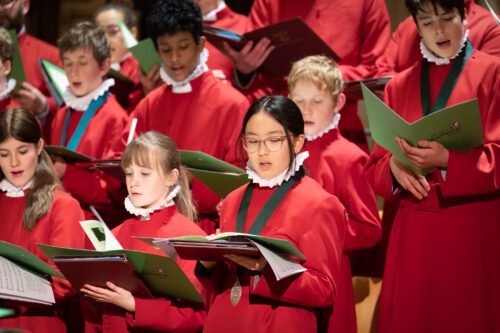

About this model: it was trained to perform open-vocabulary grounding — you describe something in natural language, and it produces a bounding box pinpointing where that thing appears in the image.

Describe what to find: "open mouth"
[11,170,23,177]
[436,40,451,48]
[259,162,272,171]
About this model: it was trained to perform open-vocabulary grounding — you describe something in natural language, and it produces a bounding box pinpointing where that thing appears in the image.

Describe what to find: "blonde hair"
[287,55,344,98]
[0,108,61,231]
[121,131,197,221]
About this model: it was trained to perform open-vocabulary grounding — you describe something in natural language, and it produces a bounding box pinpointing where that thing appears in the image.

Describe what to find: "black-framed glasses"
[242,136,288,153]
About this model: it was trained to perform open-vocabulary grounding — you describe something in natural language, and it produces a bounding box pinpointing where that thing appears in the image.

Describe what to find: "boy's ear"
[197,36,206,52]
[333,93,346,113]
[3,60,12,77]
[22,0,30,15]
[131,26,138,39]
[99,58,111,76]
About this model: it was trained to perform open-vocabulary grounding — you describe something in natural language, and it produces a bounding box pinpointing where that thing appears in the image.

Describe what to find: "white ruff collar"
[0,179,33,198]
[420,29,470,65]
[203,1,226,22]
[305,112,341,141]
[124,185,181,221]
[63,79,115,111]
[0,78,16,101]
[160,48,209,94]
[246,151,309,188]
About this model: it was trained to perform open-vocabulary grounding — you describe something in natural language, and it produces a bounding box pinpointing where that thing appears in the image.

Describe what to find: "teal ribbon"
[61,91,110,151]
[420,40,473,116]
[236,175,299,235]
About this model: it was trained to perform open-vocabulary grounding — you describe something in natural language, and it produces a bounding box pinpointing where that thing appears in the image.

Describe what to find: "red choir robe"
[375,0,500,77]
[304,128,381,333]
[204,6,248,84]
[0,95,20,111]
[201,176,346,333]
[111,54,144,113]
[364,50,500,333]
[0,188,85,333]
[239,0,391,151]
[111,72,249,234]
[18,32,62,138]
[83,205,207,332]
[50,94,129,227]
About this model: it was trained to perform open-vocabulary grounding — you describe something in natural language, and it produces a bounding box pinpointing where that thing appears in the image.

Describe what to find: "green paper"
[8,30,26,88]
[40,59,68,106]
[137,232,306,260]
[119,20,138,48]
[0,308,15,319]
[180,150,248,198]
[0,241,63,278]
[361,84,483,175]
[129,38,161,75]
[37,244,204,303]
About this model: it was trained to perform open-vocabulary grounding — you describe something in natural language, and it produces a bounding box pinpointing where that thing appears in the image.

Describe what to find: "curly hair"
[58,22,111,67]
[146,0,203,46]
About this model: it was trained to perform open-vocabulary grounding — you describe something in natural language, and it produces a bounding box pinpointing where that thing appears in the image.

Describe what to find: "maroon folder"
[203,17,340,78]
[156,239,260,261]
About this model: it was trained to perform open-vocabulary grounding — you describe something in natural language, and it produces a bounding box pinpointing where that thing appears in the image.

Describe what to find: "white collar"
[246,151,309,188]
[305,112,341,141]
[203,1,226,22]
[110,52,133,71]
[160,48,209,94]
[124,185,181,221]
[0,179,33,198]
[63,78,115,111]
[420,29,470,66]
[0,78,16,101]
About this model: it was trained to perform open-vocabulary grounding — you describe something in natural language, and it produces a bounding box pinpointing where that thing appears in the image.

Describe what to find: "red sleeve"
[249,197,346,308]
[339,0,391,81]
[374,21,408,77]
[246,0,273,31]
[319,154,381,250]
[62,166,112,205]
[126,258,206,331]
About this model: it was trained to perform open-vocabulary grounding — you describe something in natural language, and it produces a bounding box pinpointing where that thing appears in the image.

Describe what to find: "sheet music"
[251,241,307,281]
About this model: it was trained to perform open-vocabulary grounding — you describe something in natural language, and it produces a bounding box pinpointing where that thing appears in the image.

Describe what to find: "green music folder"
[119,20,138,49]
[0,241,63,278]
[39,59,68,106]
[129,38,161,75]
[361,84,484,175]
[179,150,248,198]
[0,308,15,319]
[38,244,204,304]
[8,30,26,89]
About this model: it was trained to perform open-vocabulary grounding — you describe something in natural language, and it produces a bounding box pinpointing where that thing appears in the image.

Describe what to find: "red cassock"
[242,0,391,151]
[0,96,20,111]
[304,128,381,333]
[111,72,249,234]
[201,176,346,333]
[18,32,62,138]
[50,94,129,225]
[83,205,207,332]
[111,55,144,113]
[375,0,500,77]
[0,189,85,333]
[204,6,247,84]
[364,50,500,333]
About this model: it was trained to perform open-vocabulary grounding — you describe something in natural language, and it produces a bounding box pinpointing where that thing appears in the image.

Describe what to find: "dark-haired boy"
[112,0,249,236]
[364,0,500,332]
[50,22,128,226]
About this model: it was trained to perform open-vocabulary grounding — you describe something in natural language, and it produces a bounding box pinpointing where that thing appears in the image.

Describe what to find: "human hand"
[52,157,67,179]
[223,38,275,74]
[138,63,162,95]
[223,254,267,272]
[389,154,430,200]
[81,282,135,312]
[396,137,449,170]
[17,82,49,115]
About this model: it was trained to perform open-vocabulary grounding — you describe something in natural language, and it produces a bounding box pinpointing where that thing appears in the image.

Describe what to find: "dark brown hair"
[0,27,13,63]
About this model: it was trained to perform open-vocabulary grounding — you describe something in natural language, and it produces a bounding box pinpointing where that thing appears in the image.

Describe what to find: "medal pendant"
[230,278,242,307]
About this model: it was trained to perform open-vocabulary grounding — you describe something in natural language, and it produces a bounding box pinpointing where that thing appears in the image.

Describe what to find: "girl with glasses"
[197,95,346,333]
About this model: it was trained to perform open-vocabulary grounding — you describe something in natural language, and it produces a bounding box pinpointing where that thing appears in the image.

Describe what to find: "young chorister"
[197,96,346,333]
[49,22,128,226]
[0,108,84,333]
[110,0,249,234]
[81,131,206,332]
[287,55,381,333]
[0,28,20,111]
[363,0,500,332]
[94,1,144,111]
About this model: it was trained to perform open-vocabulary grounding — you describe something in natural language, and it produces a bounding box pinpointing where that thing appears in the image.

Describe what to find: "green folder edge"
[129,38,161,75]
[44,145,94,163]
[37,244,204,304]
[361,83,483,175]
[137,233,306,260]
[119,20,138,49]
[0,241,63,278]
[8,30,26,90]
[188,167,248,198]
[180,150,244,174]
[40,59,68,100]
[0,308,15,319]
